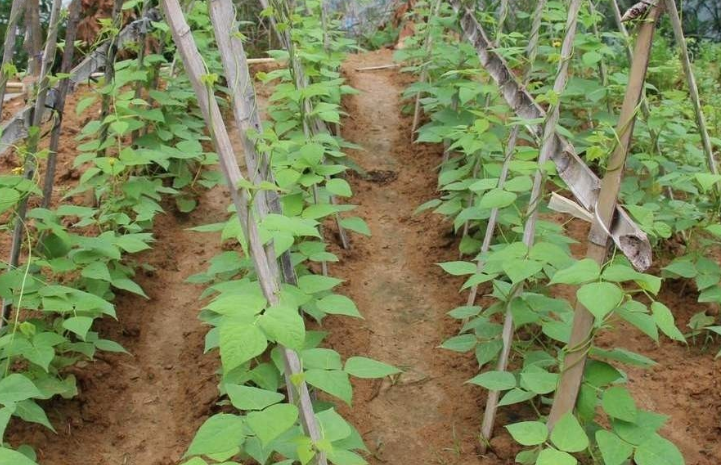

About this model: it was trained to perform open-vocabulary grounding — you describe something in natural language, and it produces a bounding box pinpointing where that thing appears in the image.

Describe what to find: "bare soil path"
[324,49,488,465]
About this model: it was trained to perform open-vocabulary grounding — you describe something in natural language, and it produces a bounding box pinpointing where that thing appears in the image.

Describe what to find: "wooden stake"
[161,1,326,462]
[0,0,25,117]
[2,0,64,326]
[410,0,442,138]
[465,0,546,308]
[664,0,720,192]
[547,4,663,430]
[25,0,42,77]
[99,0,125,156]
[479,0,584,449]
[41,0,83,209]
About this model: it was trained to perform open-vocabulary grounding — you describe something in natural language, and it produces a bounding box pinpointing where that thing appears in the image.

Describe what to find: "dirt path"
[325,49,489,465]
[9,189,225,465]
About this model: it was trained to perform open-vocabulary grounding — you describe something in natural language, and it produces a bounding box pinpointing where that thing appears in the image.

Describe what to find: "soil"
[3,49,720,465]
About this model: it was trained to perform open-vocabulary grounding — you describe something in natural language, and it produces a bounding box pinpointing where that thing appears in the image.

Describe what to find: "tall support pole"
[99,0,125,156]
[41,0,83,209]
[479,0,583,450]
[664,0,719,196]
[547,4,663,430]
[0,0,25,116]
[410,0,443,138]
[2,0,64,326]
[161,2,326,463]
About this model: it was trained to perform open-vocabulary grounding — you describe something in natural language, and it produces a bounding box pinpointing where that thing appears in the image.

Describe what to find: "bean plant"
[399,1,719,464]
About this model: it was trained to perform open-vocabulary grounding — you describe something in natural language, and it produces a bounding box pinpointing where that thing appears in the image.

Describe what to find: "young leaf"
[305,369,353,405]
[634,434,685,465]
[219,323,267,373]
[577,282,624,320]
[467,371,516,390]
[226,384,284,411]
[550,413,589,453]
[344,357,400,379]
[505,421,548,446]
[536,447,577,465]
[596,430,634,465]
[650,302,686,342]
[437,261,477,276]
[550,259,601,285]
[246,404,299,446]
[602,386,637,422]
[185,414,245,457]
[316,294,362,318]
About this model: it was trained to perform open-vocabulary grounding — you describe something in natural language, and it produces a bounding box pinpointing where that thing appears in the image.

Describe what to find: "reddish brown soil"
[324,49,489,465]
[3,50,720,465]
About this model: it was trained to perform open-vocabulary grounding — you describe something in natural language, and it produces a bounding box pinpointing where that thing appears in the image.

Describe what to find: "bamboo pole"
[161,2,326,462]
[450,0,652,271]
[2,0,64,326]
[479,0,583,450]
[132,0,153,144]
[0,0,25,117]
[25,0,42,78]
[547,4,663,430]
[410,0,443,138]
[99,0,125,156]
[664,0,720,194]
[465,0,546,309]
[41,0,83,209]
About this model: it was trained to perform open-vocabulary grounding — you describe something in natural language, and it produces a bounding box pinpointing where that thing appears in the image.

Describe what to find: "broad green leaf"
[316,408,352,443]
[219,323,267,372]
[467,371,516,391]
[344,357,400,379]
[15,400,54,431]
[62,316,94,340]
[302,348,343,370]
[577,282,624,320]
[602,386,637,422]
[298,275,343,294]
[437,261,477,276]
[0,448,38,465]
[185,414,245,457]
[0,406,14,440]
[612,410,668,445]
[536,447,577,465]
[441,334,477,352]
[326,179,352,197]
[339,217,371,236]
[634,434,685,465]
[305,369,353,405]
[503,259,543,284]
[550,413,588,453]
[0,188,20,215]
[551,259,600,285]
[596,430,633,465]
[520,368,558,395]
[650,302,686,342]
[0,374,42,405]
[505,421,547,446]
[246,404,299,446]
[316,294,362,318]
[479,188,517,209]
[225,384,284,411]
[259,304,305,350]
[498,388,536,407]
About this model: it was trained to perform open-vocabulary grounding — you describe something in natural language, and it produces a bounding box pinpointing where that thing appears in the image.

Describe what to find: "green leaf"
[316,408,352,442]
[634,434,685,465]
[0,406,14,440]
[520,368,558,395]
[305,369,352,405]
[344,357,400,379]
[316,294,362,318]
[15,399,54,431]
[505,421,547,446]
[0,375,42,405]
[95,339,129,353]
[437,261,477,276]
[602,386,637,422]
[298,275,343,294]
[479,188,517,209]
[339,217,371,236]
[226,384,284,411]
[111,278,148,298]
[596,430,633,465]
[441,334,477,352]
[551,259,600,285]
[259,305,305,350]
[219,323,267,372]
[536,447,577,465]
[650,302,686,342]
[0,448,38,465]
[550,413,588,453]
[326,179,352,197]
[498,388,536,407]
[62,316,94,340]
[577,282,624,320]
[503,259,543,284]
[582,51,602,66]
[0,188,20,215]
[467,371,516,390]
[185,414,245,457]
[246,404,299,446]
